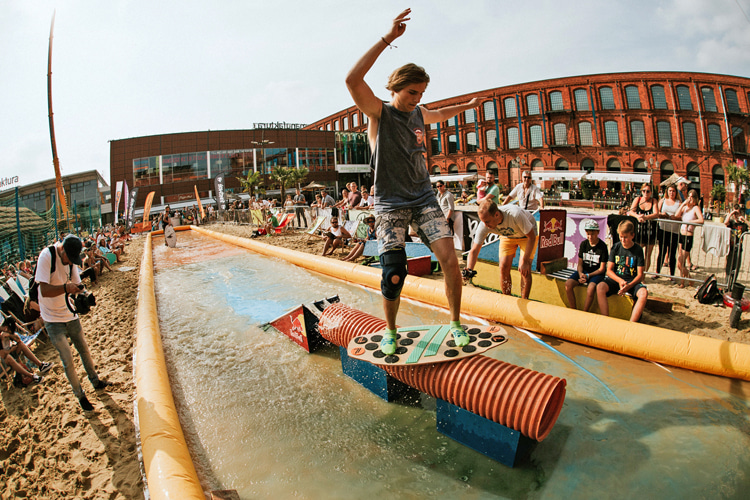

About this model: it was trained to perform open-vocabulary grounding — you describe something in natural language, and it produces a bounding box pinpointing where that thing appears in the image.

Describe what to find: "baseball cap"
[62,235,83,266]
[583,219,600,232]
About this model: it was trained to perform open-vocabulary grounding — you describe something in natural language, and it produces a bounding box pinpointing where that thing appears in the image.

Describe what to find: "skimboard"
[346,324,509,366]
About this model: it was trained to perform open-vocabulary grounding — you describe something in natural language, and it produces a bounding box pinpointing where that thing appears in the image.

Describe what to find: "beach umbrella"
[301,181,326,191]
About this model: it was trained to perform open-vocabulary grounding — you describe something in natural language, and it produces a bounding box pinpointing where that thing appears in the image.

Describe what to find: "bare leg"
[14,342,42,367]
[596,282,610,316]
[630,288,648,322]
[2,352,34,378]
[583,282,598,312]
[431,238,462,322]
[383,296,400,331]
[499,254,514,296]
[565,279,577,309]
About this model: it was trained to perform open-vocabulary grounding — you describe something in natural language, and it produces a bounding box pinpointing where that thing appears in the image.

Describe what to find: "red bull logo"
[290,314,306,341]
[544,217,564,233]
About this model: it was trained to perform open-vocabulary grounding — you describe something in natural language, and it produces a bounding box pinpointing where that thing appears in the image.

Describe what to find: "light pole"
[251,138,275,175]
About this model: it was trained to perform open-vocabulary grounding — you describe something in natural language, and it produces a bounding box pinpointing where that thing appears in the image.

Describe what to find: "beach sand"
[2,223,746,499]
[1,240,144,500]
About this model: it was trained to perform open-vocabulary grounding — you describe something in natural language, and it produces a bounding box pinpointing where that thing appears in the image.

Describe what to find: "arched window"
[625,85,641,109]
[701,86,718,112]
[726,89,740,113]
[682,122,698,149]
[553,123,567,145]
[633,159,648,172]
[448,134,457,154]
[733,126,747,153]
[599,87,615,110]
[486,161,498,178]
[530,125,543,148]
[326,123,331,131]
[676,85,693,110]
[531,159,544,170]
[526,94,540,115]
[712,164,725,186]
[578,122,593,146]
[467,162,478,172]
[465,109,477,123]
[660,161,674,183]
[686,162,700,192]
[447,116,457,127]
[466,132,478,153]
[574,89,589,111]
[708,123,722,150]
[485,129,498,150]
[549,91,563,111]
[555,159,569,170]
[483,101,495,121]
[431,137,440,155]
[581,158,595,172]
[656,121,672,148]
[334,120,340,131]
[507,127,520,149]
[343,117,349,130]
[606,159,621,171]
[651,85,667,109]
[352,113,359,128]
[432,165,441,175]
[448,164,459,173]
[504,97,517,118]
[604,120,619,146]
[630,120,646,147]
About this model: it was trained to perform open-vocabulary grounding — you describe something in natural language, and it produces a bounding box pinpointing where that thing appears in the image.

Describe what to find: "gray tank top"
[371,103,435,213]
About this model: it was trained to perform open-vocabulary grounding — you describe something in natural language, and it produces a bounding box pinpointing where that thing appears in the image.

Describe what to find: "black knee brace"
[380,248,407,301]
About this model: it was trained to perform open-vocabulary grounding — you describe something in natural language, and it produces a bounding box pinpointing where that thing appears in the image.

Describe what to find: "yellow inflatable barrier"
[193,225,750,382]
[135,233,205,500]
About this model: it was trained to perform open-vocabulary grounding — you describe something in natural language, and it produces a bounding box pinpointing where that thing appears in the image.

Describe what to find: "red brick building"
[307,71,750,198]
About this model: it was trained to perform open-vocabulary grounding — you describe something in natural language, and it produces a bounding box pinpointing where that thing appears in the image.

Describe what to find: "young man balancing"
[346,8,484,355]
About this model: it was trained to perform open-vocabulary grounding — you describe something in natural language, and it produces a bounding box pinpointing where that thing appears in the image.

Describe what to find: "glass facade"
[162,152,208,183]
[20,191,48,212]
[337,133,371,165]
[133,156,160,187]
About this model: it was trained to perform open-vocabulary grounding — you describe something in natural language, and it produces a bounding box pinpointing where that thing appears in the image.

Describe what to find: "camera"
[65,289,97,315]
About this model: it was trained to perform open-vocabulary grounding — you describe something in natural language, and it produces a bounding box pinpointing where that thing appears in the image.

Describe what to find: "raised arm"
[421,97,485,125]
[345,9,411,120]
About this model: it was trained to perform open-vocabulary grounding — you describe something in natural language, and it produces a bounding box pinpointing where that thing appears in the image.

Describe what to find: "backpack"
[27,246,73,303]
[695,274,721,305]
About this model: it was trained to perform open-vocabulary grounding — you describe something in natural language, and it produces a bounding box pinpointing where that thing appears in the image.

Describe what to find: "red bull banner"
[536,209,567,271]
[269,305,312,351]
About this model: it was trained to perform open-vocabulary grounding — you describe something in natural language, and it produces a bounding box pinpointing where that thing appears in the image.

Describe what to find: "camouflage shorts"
[377,202,452,254]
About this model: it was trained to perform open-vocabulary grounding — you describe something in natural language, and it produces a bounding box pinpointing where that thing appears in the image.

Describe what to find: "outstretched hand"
[386,8,411,41]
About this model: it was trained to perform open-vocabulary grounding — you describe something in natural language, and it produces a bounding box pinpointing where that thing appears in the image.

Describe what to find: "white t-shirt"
[35,245,81,323]
[509,183,543,211]
[473,205,536,244]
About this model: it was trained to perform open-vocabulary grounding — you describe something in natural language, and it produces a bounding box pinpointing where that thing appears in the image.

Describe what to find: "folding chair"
[273,213,294,233]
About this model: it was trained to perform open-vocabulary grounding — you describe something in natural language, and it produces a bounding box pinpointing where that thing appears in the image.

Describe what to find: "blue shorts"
[568,271,604,285]
[602,277,647,299]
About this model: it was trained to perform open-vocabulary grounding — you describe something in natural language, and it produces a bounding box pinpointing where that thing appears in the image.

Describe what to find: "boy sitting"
[596,220,648,322]
[565,219,608,312]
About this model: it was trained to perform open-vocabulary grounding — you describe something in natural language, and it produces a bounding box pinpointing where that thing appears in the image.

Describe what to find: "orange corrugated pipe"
[318,303,566,441]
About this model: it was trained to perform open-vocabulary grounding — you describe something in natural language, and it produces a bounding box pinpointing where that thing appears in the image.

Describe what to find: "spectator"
[341,215,377,262]
[656,184,681,278]
[348,182,362,208]
[676,189,704,288]
[565,219,608,311]
[1,316,52,386]
[504,171,544,211]
[435,180,455,234]
[596,220,649,322]
[35,235,110,411]
[477,171,500,204]
[357,186,375,209]
[628,182,658,273]
[293,188,308,228]
[725,203,748,283]
[321,216,351,256]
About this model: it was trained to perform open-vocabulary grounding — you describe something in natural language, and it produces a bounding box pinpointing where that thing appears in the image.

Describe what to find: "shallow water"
[152,231,750,499]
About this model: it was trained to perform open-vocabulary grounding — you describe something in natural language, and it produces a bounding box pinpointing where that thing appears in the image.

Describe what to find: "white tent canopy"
[430,173,478,183]
[530,170,588,181]
[584,172,652,183]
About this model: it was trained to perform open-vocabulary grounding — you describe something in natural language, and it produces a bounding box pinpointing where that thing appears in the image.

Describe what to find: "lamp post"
[251,137,275,175]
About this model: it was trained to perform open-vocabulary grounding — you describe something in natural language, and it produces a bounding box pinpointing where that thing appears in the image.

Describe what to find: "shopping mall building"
[308,71,750,196]
[109,71,750,212]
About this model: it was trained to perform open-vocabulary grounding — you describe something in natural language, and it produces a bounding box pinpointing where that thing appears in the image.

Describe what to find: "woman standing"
[675,189,704,287]
[628,183,659,273]
[656,184,681,278]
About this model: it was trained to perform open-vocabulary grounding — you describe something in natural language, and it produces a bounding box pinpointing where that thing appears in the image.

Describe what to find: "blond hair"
[386,63,430,93]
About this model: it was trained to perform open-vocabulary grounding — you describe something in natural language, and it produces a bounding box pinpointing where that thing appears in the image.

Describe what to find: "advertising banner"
[126,187,139,228]
[194,185,205,219]
[536,209,567,271]
[122,181,129,221]
[142,191,155,225]
[214,173,226,209]
[114,181,123,224]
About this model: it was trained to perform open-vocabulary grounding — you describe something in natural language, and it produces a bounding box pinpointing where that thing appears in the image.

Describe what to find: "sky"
[2,0,750,189]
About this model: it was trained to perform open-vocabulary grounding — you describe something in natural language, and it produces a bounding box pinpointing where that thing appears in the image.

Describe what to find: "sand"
[2,222,745,499]
[1,240,144,500]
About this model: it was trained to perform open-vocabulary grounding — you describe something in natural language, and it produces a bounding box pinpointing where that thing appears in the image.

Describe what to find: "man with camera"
[35,235,110,412]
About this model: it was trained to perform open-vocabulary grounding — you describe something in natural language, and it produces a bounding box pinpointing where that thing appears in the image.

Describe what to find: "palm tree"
[237,170,264,198]
[724,160,750,203]
[270,166,310,201]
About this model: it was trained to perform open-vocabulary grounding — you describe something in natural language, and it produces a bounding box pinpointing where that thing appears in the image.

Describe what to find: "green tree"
[724,160,750,203]
[270,166,310,201]
[711,183,726,202]
[237,170,264,198]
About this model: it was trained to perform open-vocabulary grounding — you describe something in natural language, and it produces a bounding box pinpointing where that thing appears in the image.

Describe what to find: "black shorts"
[680,234,694,253]
[602,277,646,299]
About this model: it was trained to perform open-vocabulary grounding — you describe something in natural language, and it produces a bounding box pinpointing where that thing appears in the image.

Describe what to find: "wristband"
[381,37,397,49]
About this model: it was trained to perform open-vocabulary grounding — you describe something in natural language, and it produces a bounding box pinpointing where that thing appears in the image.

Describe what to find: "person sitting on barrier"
[724,204,748,283]
[469,200,538,299]
[345,8,484,354]
[322,216,351,256]
[675,189,704,288]
[596,220,648,322]
[341,215,377,262]
[1,316,53,386]
[565,219,608,312]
